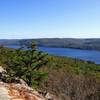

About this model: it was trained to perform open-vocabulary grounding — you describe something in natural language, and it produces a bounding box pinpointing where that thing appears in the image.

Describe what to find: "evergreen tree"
[6,41,48,87]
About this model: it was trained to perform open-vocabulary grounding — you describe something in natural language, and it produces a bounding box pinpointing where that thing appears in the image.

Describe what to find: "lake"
[38,46,100,64]
[6,45,100,64]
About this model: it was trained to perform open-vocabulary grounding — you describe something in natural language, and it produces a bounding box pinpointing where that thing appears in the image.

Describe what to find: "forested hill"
[0,38,100,50]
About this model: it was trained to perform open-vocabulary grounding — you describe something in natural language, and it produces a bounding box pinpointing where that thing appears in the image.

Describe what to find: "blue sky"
[0,0,100,39]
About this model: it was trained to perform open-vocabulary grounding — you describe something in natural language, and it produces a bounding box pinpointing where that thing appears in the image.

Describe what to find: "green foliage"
[0,41,48,87]
[0,43,100,100]
[0,42,100,92]
[46,56,100,77]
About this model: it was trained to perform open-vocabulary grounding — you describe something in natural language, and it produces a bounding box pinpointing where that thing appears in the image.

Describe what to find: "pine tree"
[6,41,48,87]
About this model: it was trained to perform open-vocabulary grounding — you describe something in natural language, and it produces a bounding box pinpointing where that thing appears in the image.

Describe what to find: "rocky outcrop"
[0,66,56,100]
[0,82,46,100]
[0,81,45,100]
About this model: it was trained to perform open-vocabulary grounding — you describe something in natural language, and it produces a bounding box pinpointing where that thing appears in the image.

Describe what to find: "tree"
[6,41,48,87]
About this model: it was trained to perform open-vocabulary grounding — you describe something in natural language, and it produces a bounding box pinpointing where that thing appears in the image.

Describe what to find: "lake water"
[6,45,100,64]
[39,47,100,64]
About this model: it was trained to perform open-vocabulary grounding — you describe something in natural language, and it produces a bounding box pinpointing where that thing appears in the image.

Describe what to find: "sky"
[0,0,100,39]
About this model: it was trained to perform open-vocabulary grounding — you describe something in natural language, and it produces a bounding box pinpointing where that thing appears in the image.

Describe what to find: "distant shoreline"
[0,38,100,51]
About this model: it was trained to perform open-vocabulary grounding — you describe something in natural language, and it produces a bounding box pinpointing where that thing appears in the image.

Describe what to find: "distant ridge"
[0,38,100,51]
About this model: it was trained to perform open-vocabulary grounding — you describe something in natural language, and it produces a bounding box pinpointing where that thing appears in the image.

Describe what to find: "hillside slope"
[0,38,100,50]
[0,66,56,100]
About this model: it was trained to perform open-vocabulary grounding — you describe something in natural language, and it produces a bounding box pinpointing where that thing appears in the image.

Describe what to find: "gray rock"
[0,87,10,100]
